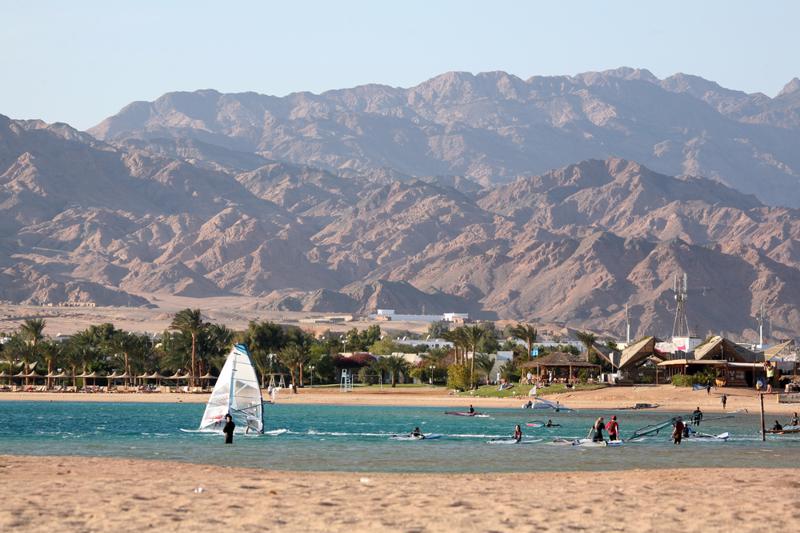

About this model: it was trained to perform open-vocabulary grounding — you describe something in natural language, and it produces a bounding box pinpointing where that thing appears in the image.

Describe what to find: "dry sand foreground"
[0,456,798,533]
[2,385,798,415]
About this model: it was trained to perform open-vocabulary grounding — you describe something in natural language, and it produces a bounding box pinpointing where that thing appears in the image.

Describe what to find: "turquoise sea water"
[1,401,798,472]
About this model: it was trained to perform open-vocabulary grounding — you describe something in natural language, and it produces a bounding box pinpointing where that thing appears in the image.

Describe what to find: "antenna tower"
[671,272,690,338]
[625,303,631,344]
[756,302,766,348]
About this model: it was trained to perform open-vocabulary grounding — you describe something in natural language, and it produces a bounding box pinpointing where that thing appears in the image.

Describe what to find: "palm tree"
[474,352,496,385]
[278,344,308,393]
[170,309,206,387]
[383,355,410,387]
[463,325,486,389]
[244,321,285,387]
[575,330,598,363]
[20,318,46,385]
[510,323,538,361]
[40,340,63,389]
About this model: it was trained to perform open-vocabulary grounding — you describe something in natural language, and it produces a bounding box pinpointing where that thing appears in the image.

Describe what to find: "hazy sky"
[3,1,798,129]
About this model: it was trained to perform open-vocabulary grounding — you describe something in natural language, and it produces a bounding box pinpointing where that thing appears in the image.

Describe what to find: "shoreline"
[1,455,798,532]
[2,385,798,414]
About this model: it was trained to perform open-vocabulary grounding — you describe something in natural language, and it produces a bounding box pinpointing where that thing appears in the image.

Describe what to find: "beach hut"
[0,370,8,386]
[199,371,215,391]
[520,351,600,382]
[617,336,666,383]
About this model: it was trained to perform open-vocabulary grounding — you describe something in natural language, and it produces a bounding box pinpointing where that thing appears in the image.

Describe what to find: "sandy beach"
[2,385,798,415]
[0,455,797,532]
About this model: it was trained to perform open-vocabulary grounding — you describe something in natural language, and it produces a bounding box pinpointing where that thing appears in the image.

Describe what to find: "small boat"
[617,403,659,410]
[444,411,489,418]
[766,428,800,435]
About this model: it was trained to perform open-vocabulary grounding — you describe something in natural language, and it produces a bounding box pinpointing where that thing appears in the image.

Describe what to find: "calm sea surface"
[1,401,798,472]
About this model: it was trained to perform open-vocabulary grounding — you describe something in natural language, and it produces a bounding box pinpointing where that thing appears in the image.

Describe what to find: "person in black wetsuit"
[772,420,783,431]
[592,417,605,442]
[692,407,703,426]
[468,405,475,414]
[411,427,424,439]
[223,414,235,444]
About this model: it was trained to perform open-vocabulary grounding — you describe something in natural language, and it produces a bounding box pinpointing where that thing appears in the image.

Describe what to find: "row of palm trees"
[2,313,605,391]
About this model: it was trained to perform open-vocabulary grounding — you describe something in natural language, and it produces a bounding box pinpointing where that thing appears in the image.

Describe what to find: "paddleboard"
[444,411,489,418]
[487,438,541,445]
[390,434,442,441]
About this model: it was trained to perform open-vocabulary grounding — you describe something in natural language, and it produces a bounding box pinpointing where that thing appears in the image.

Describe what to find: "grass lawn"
[459,383,607,398]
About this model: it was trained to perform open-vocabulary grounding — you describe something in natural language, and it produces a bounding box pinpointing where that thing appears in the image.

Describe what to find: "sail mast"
[228,349,237,415]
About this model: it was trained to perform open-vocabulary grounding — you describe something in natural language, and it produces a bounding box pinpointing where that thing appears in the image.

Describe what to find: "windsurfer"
[223,414,235,444]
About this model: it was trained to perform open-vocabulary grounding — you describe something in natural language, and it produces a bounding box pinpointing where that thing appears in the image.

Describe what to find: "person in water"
[223,414,235,444]
[513,424,523,443]
[692,407,703,426]
[468,405,475,414]
[605,415,619,441]
[411,427,424,438]
[545,419,557,427]
[772,420,783,431]
[592,417,605,442]
[672,417,685,445]
[791,412,799,426]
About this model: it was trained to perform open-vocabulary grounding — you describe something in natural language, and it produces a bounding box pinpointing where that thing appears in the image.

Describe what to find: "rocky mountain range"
[90,68,800,207]
[3,68,800,339]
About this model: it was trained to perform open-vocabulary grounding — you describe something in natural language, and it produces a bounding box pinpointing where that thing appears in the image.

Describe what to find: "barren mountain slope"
[89,69,800,206]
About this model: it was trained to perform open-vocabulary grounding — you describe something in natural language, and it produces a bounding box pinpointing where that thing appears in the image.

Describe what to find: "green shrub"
[672,371,714,387]
[447,364,470,391]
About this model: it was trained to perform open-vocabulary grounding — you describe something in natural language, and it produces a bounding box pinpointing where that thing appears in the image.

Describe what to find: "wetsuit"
[592,422,605,442]
[513,429,523,443]
[692,410,703,426]
[223,420,235,444]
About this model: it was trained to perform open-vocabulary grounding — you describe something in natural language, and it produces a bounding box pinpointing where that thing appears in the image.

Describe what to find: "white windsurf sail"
[199,343,264,433]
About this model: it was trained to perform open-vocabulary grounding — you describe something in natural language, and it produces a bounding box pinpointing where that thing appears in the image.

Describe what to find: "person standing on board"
[692,407,703,426]
[605,415,620,442]
[721,394,727,410]
[223,414,235,444]
[672,417,685,445]
[592,417,605,442]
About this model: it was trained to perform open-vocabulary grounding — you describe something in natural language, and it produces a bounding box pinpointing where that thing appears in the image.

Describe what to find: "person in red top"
[672,417,685,445]
[605,415,620,442]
